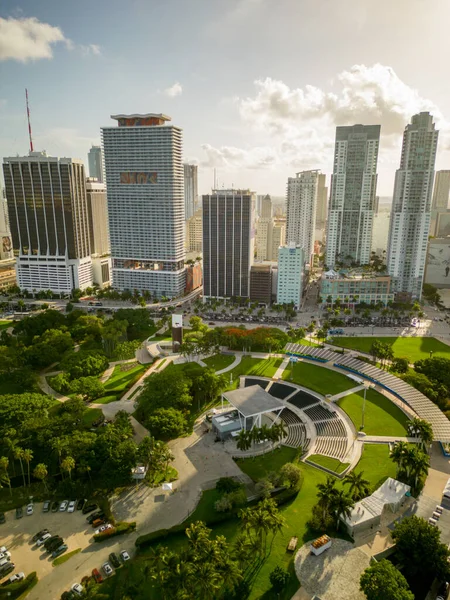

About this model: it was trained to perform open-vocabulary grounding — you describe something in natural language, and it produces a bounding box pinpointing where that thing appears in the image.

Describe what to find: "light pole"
[430,350,433,359]
[361,384,368,430]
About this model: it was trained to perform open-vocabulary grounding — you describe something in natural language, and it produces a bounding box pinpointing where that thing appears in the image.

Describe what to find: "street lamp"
[430,350,433,358]
[361,384,368,430]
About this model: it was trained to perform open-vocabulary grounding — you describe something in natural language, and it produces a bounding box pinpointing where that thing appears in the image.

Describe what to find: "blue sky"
[1,0,450,196]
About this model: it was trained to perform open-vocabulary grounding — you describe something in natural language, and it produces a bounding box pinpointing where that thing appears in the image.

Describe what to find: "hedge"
[93,521,136,542]
[0,572,38,599]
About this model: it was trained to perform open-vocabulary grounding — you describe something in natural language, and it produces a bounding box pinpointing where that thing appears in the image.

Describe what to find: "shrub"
[256,478,274,499]
[215,495,233,512]
[93,521,136,542]
[146,407,188,440]
[269,566,289,593]
[0,572,38,599]
[216,477,242,494]
[279,462,302,489]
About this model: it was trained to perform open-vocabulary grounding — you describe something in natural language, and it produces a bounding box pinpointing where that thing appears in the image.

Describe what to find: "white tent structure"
[341,477,410,537]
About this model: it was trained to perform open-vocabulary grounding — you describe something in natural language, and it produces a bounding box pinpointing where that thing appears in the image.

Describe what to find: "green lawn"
[337,388,409,436]
[299,338,321,347]
[332,336,450,362]
[225,357,283,389]
[53,547,81,566]
[235,446,299,481]
[307,454,349,474]
[82,407,103,427]
[203,353,236,371]
[282,361,355,396]
[353,443,397,490]
[0,320,11,331]
[95,363,147,404]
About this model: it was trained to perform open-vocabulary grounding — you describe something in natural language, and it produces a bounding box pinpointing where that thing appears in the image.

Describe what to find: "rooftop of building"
[323,268,389,281]
[3,152,83,164]
[111,113,171,121]
[250,263,273,272]
[222,385,285,418]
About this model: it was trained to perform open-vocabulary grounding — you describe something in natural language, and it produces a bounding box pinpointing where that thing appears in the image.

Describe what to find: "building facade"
[432,170,450,209]
[277,243,303,307]
[326,124,380,267]
[286,170,319,263]
[202,189,254,299]
[2,151,93,293]
[86,178,110,256]
[0,187,13,261]
[250,263,273,305]
[102,113,185,298]
[320,272,394,305]
[387,112,439,299]
[186,208,202,253]
[260,194,272,219]
[315,173,328,230]
[88,145,104,183]
[184,163,198,220]
[268,221,285,261]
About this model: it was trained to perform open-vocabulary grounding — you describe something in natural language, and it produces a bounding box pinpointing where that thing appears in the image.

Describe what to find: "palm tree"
[23,449,33,486]
[390,441,409,477]
[408,447,430,490]
[0,456,12,496]
[61,456,75,480]
[329,489,354,530]
[316,476,337,519]
[236,429,252,452]
[232,533,252,569]
[343,470,370,501]
[52,438,66,467]
[407,418,433,451]
[33,463,48,492]
[14,447,26,487]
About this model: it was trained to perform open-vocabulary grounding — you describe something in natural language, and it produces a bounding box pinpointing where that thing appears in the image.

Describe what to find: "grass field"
[81,407,103,427]
[307,454,349,474]
[203,353,236,371]
[337,388,409,436]
[332,336,450,362]
[282,361,355,396]
[235,446,299,481]
[353,443,397,489]
[0,320,11,331]
[52,547,81,566]
[95,363,147,404]
[299,337,321,347]
[225,356,283,389]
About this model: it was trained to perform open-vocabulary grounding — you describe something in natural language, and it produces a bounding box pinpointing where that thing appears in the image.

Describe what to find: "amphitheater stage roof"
[222,385,285,418]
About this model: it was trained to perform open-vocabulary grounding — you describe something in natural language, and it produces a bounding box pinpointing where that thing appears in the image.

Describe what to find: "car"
[52,544,68,558]
[15,506,23,519]
[59,500,69,512]
[102,562,113,576]
[44,536,63,551]
[86,511,104,524]
[76,499,86,511]
[7,572,24,584]
[67,501,76,513]
[26,503,33,516]
[92,518,107,528]
[82,503,97,515]
[42,501,50,513]
[109,553,120,568]
[95,523,113,535]
[36,532,52,546]
[51,501,59,512]
[47,539,65,554]
[32,529,49,542]
[0,546,6,553]
[0,513,5,524]
[71,583,83,596]
[0,552,11,561]
[0,563,14,577]
[92,568,103,583]
[120,550,130,562]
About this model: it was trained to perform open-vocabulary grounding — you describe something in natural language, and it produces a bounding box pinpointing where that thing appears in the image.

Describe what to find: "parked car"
[92,568,103,583]
[0,547,6,553]
[36,533,52,546]
[95,524,113,535]
[82,503,98,515]
[0,552,11,561]
[71,583,83,596]
[109,553,120,568]
[59,500,69,512]
[0,513,5,524]
[120,550,130,562]
[15,507,23,519]
[0,563,14,577]
[42,501,50,513]
[7,572,24,585]
[45,536,63,551]
[87,511,105,524]
[67,501,76,513]
[102,562,113,576]
[52,544,68,558]
[26,503,33,516]
[76,499,86,511]
[32,529,49,542]
[92,518,107,528]
[51,501,59,512]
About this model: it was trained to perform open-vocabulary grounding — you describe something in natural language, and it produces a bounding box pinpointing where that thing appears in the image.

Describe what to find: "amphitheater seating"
[279,408,310,451]
[287,391,319,411]
[304,404,338,422]
[314,436,348,460]
[244,377,269,389]
[315,419,347,438]
[269,382,296,399]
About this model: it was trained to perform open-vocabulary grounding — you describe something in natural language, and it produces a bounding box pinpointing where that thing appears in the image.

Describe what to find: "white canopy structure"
[221,385,285,429]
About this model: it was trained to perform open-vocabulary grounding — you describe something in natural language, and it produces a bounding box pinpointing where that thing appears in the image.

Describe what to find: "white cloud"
[164,82,183,98]
[0,16,66,62]
[80,43,102,57]
[201,143,278,170]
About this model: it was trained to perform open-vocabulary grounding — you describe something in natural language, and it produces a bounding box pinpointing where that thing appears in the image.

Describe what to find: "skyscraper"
[387,112,438,299]
[88,145,104,183]
[202,189,254,299]
[326,124,380,267]
[315,173,328,230]
[186,208,202,253]
[86,178,110,256]
[2,151,93,292]
[286,170,320,263]
[277,243,304,308]
[184,163,198,220]
[432,170,450,209]
[260,194,272,219]
[101,113,185,297]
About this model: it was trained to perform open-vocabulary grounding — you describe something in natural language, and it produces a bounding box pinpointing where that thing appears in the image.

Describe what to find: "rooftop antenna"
[214,168,217,190]
[25,88,34,153]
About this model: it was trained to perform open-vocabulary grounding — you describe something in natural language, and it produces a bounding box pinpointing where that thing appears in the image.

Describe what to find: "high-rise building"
[277,243,303,308]
[432,170,450,209]
[88,145,104,183]
[260,194,272,219]
[86,178,110,256]
[184,163,198,220]
[202,189,254,299]
[101,113,185,298]
[268,221,285,261]
[387,112,439,299]
[186,208,202,253]
[286,170,320,263]
[2,151,93,292]
[250,263,273,305]
[326,124,380,267]
[0,185,13,261]
[315,173,328,229]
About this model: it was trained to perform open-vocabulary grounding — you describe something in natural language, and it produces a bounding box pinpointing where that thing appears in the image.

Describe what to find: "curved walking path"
[216,353,241,374]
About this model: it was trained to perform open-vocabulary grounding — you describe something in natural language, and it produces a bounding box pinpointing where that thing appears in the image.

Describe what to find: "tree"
[60,350,109,379]
[69,376,105,402]
[390,357,408,374]
[146,407,188,440]
[279,462,302,489]
[390,441,409,477]
[23,448,33,486]
[269,566,290,594]
[33,463,48,491]
[61,456,75,480]
[236,429,252,452]
[406,417,433,451]
[392,515,450,582]
[329,489,354,530]
[343,470,370,501]
[255,478,274,499]
[239,498,285,556]
[360,559,414,600]
[0,456,12,496]
[316,476,337,519]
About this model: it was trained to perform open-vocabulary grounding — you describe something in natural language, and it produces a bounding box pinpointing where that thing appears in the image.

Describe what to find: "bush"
[279,462,302,489]
[270,566,289,593]
[216,477,242,494]
[215,495,233,512]
[146,407,188,440]
[93,521,136,542]
[0,572,38,599]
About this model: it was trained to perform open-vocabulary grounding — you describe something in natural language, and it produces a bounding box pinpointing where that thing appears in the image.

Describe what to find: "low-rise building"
[320,270,394,305]
[186,209,202,253]
[250,264,273,305]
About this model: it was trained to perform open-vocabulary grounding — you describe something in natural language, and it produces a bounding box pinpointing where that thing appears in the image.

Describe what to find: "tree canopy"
[360,559,414,600]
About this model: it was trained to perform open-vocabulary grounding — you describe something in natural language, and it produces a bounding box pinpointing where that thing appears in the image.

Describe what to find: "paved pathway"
[329,384,366,401]
[37,374,70,401]
[216,353,241,374]
[362,435,417,443]
[273,357,289,379]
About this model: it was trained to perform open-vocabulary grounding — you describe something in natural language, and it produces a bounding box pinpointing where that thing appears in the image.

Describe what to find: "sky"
[1,0,450,197]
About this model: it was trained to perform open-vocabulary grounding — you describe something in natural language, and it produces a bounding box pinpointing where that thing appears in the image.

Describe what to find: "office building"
[315,173,328,229]
[185,262,202,293]
[88,145,104,183]
[186,208,202,253]
[268,221,285,261]
[432,171,450,209]
[326,124,380,267]
[2,151,92,293]
[256,218,271,261]
[101,113,185,298]
[286,170,320,263]
[260,194,272,219]
[387,112,439,299]
[86,178,110,256]
[0,187,13,261]
[250,263,273,305]
[320,271,394,305]
[184,163,198,220]
[277,243,304,307]
[202,189,254,299]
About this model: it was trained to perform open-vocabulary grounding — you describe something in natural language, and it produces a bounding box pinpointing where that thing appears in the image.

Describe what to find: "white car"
[71,583,83,596]
[102,562,113,576]
[36,532,52,546]
[95,523,113,535]
[59,500,68,512]
[120,550,130,562]
[0,546,6,553]
[9,572,24,584]
[26,503,33,515]
[0,551,11,561]
[67,501,76,513]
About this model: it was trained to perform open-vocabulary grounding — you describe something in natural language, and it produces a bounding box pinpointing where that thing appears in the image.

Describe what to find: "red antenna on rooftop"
[25,88,34,152]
